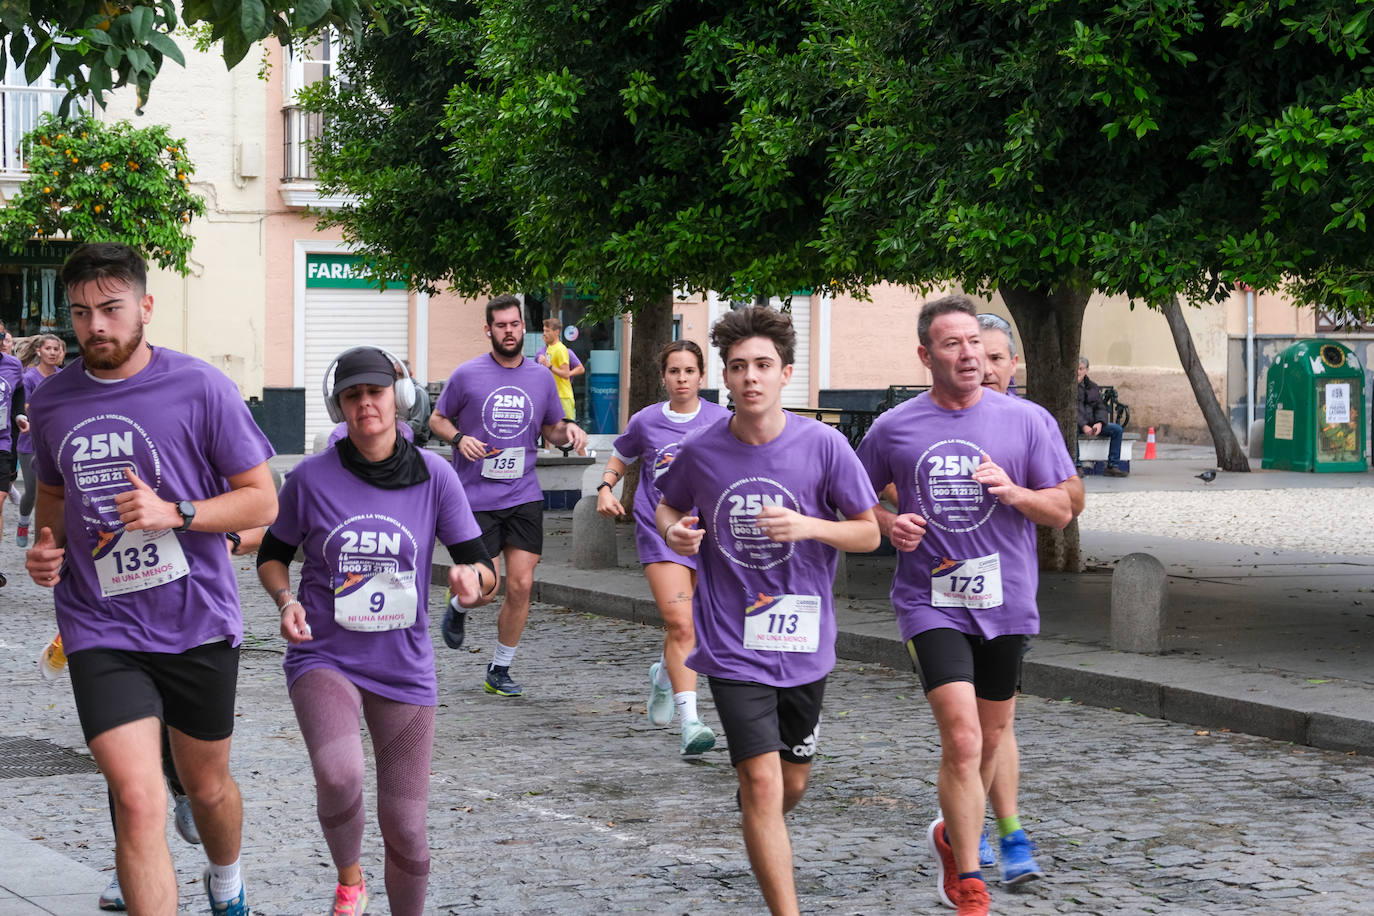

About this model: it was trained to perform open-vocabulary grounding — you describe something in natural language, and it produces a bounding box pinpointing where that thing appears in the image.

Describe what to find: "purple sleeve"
[29,389,61,486]
[656,438,695,511]
[268,469,304,546]
[537,370,563,428]
[855,415,894,493]
[1025,409,1078,490]
[824,429,880,517]
[432,459,482,545]
[434,368,462,419]
[611,413,643,463]
[567,350,582,369]
[205,371,275,478]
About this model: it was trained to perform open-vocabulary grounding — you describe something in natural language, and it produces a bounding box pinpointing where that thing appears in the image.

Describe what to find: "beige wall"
[103,45,270,396]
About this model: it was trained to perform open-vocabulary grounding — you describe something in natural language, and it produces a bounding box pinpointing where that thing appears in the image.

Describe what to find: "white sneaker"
[98,874,126,911]
[646,662,673,727]
[680,719,716,756]
[173,793,201,845]
[6,486,18,507]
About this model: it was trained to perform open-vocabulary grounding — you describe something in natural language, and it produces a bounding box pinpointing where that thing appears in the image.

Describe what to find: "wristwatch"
[596,481,613,492]
[452,433,464,449]
[175,500,196,531]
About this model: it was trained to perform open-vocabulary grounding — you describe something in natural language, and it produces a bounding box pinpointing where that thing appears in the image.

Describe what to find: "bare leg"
[643,562,698,694]
[986,699,1020,822]
[927,683,1013,874]
[166,728,242,868]
[736,752,808,916]
[90,717,175,916]
[495,547,539,648]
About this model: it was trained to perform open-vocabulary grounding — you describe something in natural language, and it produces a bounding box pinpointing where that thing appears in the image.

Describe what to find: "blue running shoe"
[999,829,1044,885]
[202,866,250,915]
[484,663,523,697]
[978,830,996,869]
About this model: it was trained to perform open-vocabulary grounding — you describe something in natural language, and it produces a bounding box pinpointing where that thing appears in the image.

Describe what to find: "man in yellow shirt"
[537,318,584,420]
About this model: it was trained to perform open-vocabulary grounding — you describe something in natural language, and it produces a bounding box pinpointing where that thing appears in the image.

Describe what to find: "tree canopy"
[306,0,842,310]
[0,113,206,273]
[5,0,372,109]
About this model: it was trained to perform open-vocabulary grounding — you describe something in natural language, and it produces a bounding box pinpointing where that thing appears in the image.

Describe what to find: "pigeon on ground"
[1195,469,1217,483]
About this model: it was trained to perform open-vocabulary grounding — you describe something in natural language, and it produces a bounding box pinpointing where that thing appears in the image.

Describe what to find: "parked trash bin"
[1262,340,1366,472]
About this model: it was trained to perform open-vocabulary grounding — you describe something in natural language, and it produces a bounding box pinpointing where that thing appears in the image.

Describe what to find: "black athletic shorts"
[67,640,241,744]
[708,676,826,766]
[473,499,544,557]
[0,449,14,487]
[906,628,1029,702]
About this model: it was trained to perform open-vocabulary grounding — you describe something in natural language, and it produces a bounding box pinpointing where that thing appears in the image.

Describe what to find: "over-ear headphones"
[322,346,417,424]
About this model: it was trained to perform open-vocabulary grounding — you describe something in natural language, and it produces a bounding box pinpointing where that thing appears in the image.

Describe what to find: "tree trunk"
[617,292,676,514]
[1001,283,1092,573]
[1160,296,1250,472]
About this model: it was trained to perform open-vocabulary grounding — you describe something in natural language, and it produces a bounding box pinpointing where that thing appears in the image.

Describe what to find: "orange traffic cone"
[1143,427,1158,460]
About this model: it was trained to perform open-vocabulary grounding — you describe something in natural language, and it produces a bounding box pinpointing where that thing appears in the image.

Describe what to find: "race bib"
[743,593,821,653]
[481,447,525,480]
[931,553,1004,609]
[93,528,190,598]
[333,569,418,632]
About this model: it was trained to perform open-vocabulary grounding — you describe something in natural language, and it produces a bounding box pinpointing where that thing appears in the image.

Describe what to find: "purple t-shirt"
[536,345,582,369]
[612,399,732,567]
[433,353,563,511]
[856,390,1076,642]
[0,354,22,453]
[269,448,480,706]
[16,366,55,454]
[325,419,413,447]
[658,413,878,687]
[30,348,276,654]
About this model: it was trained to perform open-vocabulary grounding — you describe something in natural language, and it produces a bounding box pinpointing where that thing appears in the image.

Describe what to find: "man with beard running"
[25,243,278,915]
[429,295,588,696]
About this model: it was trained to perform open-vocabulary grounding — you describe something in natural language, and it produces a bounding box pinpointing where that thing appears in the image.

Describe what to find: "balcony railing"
[0,84,70,174]
[283,105,326,181]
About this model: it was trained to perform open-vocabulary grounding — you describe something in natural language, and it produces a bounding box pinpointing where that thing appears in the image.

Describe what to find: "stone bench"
[1077,432,1140,474]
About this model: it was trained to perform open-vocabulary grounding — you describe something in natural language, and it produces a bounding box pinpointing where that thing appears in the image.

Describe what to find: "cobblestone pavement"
[2,555,1373,914]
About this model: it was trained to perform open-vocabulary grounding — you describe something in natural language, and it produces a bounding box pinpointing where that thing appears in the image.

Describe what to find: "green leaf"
[145,31,185,67]
[221,28,249,69]
[293,0,332,28]
[239,0,266,41]
[23,43,49,84]
[128,5,154,42]
[0,0,29,33]
[9,30,28,64]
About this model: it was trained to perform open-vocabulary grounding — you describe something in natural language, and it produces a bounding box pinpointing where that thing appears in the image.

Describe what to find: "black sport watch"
[175,500,196,531]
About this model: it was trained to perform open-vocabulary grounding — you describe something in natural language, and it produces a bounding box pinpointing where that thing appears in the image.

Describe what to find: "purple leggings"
[290,668,435,916]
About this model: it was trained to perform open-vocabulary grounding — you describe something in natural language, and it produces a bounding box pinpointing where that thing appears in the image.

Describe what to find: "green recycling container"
[1262,340,1366,472]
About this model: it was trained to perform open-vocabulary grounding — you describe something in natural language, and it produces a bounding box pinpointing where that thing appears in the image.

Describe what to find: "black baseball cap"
[332,347,397,397]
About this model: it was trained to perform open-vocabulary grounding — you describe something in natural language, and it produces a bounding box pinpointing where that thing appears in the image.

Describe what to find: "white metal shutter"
[779,295,811,409]
[303,287,409,449]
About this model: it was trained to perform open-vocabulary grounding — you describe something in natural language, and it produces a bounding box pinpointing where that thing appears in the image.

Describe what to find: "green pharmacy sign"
[305,254,382,289]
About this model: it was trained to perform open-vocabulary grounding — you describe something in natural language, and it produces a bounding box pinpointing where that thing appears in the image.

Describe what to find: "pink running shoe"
[332,880,368,916]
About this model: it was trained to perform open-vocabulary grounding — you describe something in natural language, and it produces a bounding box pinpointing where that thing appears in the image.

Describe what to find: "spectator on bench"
[1076,356,1127,477]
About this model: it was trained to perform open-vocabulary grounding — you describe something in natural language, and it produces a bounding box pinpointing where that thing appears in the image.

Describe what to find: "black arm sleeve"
[11,382,24,423]
[446,538,495,576]
[255,529,299,569]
